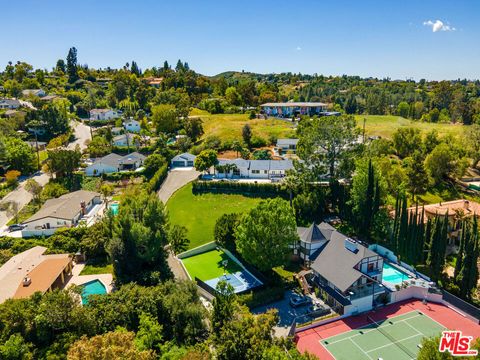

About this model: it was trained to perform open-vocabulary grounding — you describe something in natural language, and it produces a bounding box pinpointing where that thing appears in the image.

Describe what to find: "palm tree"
[282,171,299,208]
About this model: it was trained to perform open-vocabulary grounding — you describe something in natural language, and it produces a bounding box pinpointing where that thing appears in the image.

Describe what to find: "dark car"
[8,224,25,232]
[289,295,311,308]
[307,303,330,317]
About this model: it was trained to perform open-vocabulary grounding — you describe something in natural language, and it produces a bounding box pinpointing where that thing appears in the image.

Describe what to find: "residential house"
[21,89,46,97]
[21,190,102,237]
[0,246,73,303]
[276,138,299,154]
[0,98,21,109]
[171,153,196,167]
[89,109,121,121]
[260,102,328,117]
[124,118,141,133]
[85,152,146,176]
[144,77,163,87]
[306,224,385,315]
[111,126,123,135]
[215,159,294,179]
[113,133,137,147]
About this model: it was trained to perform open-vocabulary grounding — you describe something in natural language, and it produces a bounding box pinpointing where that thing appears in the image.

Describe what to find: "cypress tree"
[454,219,467,283]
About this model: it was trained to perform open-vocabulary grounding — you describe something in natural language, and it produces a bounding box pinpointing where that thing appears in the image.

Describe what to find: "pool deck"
[63,262,114,293]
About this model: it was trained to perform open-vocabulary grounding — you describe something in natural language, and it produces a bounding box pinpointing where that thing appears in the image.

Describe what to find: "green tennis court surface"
[321,311,445,360]
[181,249,242,281]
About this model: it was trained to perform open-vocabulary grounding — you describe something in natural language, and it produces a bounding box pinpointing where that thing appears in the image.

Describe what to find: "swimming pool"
[382,263,409,285]
[81,279,107,304]
[109,203,119,215]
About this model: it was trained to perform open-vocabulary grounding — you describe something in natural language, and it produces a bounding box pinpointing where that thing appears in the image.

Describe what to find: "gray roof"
[277,138,299,146]
[113,133,135,142]
[297,222,335,243]
[0,98,21,107]
[24,190,100,223]
[93,152,145,167]
[120,152,146,165]
[217,159,294,171]
[249,160,270,171]
[172,153,196,162]
[269,160,294,171]
[310,224,378,293]
[261,102,327,107]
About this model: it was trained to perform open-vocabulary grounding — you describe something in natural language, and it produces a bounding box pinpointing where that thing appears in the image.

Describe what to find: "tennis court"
[180,249,263,293]
[320,311,445,360]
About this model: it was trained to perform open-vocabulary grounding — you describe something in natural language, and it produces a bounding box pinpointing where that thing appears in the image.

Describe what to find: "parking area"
[252,290,331,337]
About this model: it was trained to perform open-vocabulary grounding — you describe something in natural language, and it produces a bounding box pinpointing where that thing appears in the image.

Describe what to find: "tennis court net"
[366,315,416,359]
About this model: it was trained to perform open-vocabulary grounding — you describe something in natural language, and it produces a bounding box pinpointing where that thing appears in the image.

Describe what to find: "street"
[67,120,91,151]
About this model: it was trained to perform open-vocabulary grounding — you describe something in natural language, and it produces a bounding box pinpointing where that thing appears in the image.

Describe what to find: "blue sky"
[2,0,479,80]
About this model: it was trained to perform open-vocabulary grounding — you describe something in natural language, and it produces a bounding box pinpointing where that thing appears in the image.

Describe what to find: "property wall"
[177,241,217,259]
[85,163,119,176]
[22,228,58,237]
[347,295,374,315]
[389,286,443,304]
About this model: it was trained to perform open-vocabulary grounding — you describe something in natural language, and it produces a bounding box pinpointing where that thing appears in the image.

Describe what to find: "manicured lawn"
[79,262,113,275]
[199,113,296,142]
[356,115,465,139]
[166,183,261,249]
[181,249,242,281]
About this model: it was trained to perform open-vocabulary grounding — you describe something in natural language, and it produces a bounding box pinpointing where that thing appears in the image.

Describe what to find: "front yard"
[166,182,261,249]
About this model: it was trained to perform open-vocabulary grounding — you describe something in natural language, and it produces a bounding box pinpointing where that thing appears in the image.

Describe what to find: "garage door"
[172,161,185,167]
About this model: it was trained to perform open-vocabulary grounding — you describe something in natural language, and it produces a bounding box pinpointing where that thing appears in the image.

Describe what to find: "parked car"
[307,302,330,317]
[289,294,311,308]
[8,224,25,232]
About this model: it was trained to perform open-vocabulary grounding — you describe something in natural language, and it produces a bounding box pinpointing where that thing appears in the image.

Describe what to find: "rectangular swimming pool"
[382,262,409,285]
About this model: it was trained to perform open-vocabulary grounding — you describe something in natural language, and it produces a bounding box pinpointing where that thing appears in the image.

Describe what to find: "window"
[368,263,374,272]
[252,170,260,174]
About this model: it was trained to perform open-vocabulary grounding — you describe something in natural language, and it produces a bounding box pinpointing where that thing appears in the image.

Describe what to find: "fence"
[195,277,218,297]
[442,290,480,324]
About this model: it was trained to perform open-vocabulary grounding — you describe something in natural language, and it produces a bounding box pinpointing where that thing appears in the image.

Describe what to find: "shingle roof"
[172,153,196,162]
[90,108,112,114]
[24,190,100,223]
[297,222,335,243]
[120,152,146,165]
[310,226,378,293]
[94,153,123,167]
[217,159,294,171]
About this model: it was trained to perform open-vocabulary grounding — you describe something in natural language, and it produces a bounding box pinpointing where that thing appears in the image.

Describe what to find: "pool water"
[382,263,409,284]
[109,203,119,215]
[81,280,107,304]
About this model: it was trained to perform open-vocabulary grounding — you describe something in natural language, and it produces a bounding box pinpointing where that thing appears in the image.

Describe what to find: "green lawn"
[356,115,465,139]
[181,249,242,281]
[199,113,296,142]
[79,262,113,276]
[166,183,261,249]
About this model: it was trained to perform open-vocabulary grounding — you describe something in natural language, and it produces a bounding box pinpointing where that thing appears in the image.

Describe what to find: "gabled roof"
[277,138,299,146]
[310,225,378,293]
[113,133,135,142]
[249,160,271,171]
[93,153,123,167]
[217,159,294,171]
[90,108,113,114]
[297,222,335,243]
[172,153,196,162]
[120,152,146,165]
[0,98,21,107]
[23,190,101,223]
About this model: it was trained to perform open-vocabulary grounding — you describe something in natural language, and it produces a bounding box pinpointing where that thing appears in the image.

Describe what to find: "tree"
[427,214,448,282]
[232,140,243,158]
[0,333,33,360]
[46,148,82,179]
[25,179,42,203]
[87,136,112,158]
[194,150,218,173]
[55,59,66,73]
[66,47,79,83]
[5,138,36,175]
[465,124,480,168]
[424,143,455,184]
[396,101,410,118]
[5,170,21,186]
[212,281,236,336]
[134,313,163,352]
[235,198,298,271]
[225,86,242,106]
[405,151,428,197]
[392,127,422,158]
[344,94,358,114]
[242,124,252,148]
[151,104,178,134]
[168,225,190,255]
[214,213,240,250]
[417,335,479,360]
[457,217,479,300]
[143,154,165,177]
[68,331,156,360]
[183,117,204,141]
[297,115,359,179]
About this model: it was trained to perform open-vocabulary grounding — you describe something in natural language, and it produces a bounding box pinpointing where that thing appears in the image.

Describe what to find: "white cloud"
[423,19,456,32]
[296,46,302,51]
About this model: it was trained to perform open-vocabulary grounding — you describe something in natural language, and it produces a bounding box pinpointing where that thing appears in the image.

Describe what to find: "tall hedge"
[191,180,288,199]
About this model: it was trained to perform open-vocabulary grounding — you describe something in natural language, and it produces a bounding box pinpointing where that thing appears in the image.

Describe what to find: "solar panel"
[344,238,359,254]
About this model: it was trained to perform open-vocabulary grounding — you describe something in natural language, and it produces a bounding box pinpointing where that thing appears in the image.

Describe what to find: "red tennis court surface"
[295,299,480,359]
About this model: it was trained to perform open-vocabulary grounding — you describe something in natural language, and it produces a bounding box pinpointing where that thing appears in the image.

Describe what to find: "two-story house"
[303,223,386,316]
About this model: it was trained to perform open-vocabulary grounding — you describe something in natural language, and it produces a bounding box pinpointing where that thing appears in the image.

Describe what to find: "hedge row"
[101,170,145,181]
[147,164,168,192]
[191,180,289,198]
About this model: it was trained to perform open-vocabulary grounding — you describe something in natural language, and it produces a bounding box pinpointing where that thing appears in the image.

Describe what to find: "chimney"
[22,277,31,287]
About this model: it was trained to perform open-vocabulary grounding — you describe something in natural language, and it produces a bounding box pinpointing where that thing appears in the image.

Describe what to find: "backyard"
[166,182,261,249]
[181,248,242,281]
[357,115,465,139]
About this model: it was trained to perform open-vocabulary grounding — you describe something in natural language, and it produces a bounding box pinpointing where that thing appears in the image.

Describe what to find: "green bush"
[237,286,285,308]
[192,180,288,198]
[147,164,168,192]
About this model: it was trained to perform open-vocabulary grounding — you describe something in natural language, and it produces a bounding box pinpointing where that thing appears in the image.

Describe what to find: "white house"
[21,89,46,97]
[89,109,121,121]
[21,190,102,237]
[171,153,196,167]
[113,133,137,147]
[0,98,21,109]
[124,118,141,133]
[85,152,146,176]
[276,138,299,153]
[215,159,294,179]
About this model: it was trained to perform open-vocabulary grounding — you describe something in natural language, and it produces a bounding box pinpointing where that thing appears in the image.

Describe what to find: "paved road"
[158,168,200,204]
[67,120,91,151]
[0,172,50,231]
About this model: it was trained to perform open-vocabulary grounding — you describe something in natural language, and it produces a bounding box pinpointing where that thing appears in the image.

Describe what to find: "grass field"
[181,249,242,281]
[166,183,261,249]
[321,311,445,360]
[357,115,465,139]
[198,113,296,142]
[79,262,113,276]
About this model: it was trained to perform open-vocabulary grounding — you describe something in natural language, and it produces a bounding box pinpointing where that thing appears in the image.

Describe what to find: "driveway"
[158,167,200,203]
[67,120,91,151]
[0,172,50,231]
